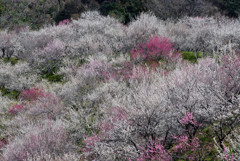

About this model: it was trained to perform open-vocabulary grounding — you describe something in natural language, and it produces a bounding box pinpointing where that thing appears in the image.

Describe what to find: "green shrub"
[180,51,203,63]
[43,72,64,82]
[41,66,64,83]
[0,87,20,99]
[3,57,19,65]
[100,0,147,24]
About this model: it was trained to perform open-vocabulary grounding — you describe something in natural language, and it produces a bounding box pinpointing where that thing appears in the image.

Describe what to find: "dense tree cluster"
[0,12,240,160]
[210,0,240,17]
[0,0,239,29]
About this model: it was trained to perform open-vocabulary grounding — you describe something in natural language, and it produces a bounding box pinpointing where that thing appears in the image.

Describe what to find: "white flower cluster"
[0,61,37,91]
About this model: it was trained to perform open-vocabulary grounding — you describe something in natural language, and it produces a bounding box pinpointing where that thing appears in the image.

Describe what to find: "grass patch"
[181,51,203,63]
[4,57,19,65]
[1,57,19,65]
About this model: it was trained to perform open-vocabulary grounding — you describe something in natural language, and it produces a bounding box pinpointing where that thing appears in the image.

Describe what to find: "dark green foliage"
[200,126,218,160]
[181,51,203,63]
[43,72,64,82]
[0,0,239,29]
[0,0,6,16]
[55,10,72,24]
[0,0,60,29]
[222,0,240,17]
[214,0,240,17]
[41,58,88,82]
[41,67,64,82]
[0,87,20,99]
[100,2,125,22]
[100,0,147,24]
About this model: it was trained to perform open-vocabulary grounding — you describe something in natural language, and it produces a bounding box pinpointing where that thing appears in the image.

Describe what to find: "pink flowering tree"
[8,104,25,115]
[172,113,203,160]
[178,113,202,140]
[136,138,172,161]
[8,87,63,121]
[9,87,50,115]
[130,35,181,68]
[20,87,50,101]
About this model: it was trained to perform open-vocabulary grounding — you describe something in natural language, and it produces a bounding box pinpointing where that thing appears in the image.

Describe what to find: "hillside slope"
[0,0,239,29]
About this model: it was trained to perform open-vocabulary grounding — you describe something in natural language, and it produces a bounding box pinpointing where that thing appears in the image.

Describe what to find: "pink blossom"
[20,87,50,101]
[9,104,24,115]
[179,112,201,126]
[137,138,172,161]
[58,19,71,26]
[224,145,234,161]
[130,35,181,64]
